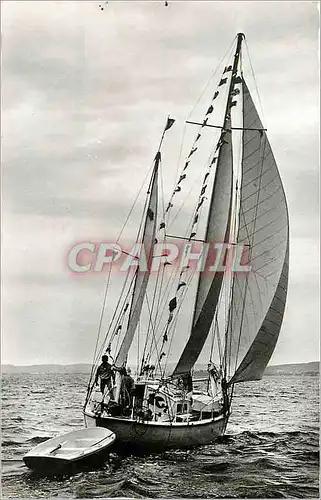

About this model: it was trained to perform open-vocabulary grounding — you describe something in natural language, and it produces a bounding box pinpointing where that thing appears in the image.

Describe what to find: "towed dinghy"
[23,427,115,473]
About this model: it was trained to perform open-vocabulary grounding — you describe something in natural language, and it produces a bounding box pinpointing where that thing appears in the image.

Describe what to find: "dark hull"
[84,411,229,452]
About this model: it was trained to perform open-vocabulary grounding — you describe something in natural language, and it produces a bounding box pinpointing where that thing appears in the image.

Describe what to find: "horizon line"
[2,360,320,368]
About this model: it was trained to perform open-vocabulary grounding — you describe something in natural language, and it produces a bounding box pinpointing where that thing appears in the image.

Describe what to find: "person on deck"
[182,371,193,393]
[158,406,170,422]
[119,367,135,410]
[182,371,193,412]
[95,355,115,397]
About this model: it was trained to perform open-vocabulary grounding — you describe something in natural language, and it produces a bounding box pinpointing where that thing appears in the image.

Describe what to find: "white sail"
[172,34,245,378]
[115,153,159,369]
[226,79,289,383]
[172,120,233,377]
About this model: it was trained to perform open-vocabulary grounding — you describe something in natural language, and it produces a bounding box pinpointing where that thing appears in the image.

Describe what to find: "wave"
[26,436,51,444]
[10,416,24,422]
[2,440,24,447]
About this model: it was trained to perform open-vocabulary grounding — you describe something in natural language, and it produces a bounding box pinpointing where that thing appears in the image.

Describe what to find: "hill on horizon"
[2,361,319,375]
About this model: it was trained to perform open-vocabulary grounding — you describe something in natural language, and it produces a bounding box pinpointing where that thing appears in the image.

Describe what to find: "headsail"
[225,79,289,384]
[114,152,159,368]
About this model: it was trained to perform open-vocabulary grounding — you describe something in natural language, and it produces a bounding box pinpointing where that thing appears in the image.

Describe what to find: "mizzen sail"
[225,79,289,384]
[115,153,159,368]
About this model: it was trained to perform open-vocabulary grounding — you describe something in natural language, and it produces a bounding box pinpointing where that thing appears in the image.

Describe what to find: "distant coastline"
[2,361,319,376]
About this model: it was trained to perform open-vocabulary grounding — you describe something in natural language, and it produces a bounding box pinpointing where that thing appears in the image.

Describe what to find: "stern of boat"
[84,408,98,428]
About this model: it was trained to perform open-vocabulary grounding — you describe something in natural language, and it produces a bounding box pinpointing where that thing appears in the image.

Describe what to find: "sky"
[2,1,319,367]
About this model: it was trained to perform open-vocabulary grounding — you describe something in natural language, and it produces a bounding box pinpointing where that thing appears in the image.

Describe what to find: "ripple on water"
[1,373,319,499]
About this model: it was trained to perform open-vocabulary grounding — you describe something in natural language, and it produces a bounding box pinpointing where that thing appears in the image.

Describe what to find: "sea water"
[2,372,319,498]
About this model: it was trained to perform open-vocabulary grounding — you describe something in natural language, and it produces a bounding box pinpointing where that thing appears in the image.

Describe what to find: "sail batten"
[225,78,289,384]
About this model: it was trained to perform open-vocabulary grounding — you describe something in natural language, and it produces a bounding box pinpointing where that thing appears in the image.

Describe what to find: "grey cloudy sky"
[2,1,319,366]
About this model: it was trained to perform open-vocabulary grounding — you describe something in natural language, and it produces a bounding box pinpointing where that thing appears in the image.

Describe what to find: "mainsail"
[114,152,159,369]
[172,35,244,378]
[172,124,233,377]
[225,79,289,384]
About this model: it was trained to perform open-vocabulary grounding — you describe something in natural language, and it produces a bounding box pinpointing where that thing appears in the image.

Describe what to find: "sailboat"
[83,33,289,451]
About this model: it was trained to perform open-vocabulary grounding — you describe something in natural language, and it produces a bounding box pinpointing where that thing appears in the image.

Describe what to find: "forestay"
[225,79,289,384]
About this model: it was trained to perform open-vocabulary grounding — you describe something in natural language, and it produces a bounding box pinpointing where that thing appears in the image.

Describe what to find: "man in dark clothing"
[95,355,115,396]
[182,371,193,393]
[119,367,135,409]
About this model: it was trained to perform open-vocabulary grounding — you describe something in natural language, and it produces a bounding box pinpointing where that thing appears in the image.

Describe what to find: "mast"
[172,34,244,378]
[223,33,244,124]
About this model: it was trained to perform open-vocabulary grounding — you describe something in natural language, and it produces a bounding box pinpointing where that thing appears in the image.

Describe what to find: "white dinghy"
[23,427,115,473]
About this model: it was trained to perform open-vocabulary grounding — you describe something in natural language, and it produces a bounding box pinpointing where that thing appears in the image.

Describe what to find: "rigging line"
[148,249,199,372]
[226,81,253,380]
[110,152,161,369]
[151,253,168,349]
[140,271,164,371]
[97,269,134,357]
[212,268,230,373]
[143,156,166,355]
[144,292,163,375]
[242,171,281,204]
[241,184,283,217]
[224,61,244,379]
[147,231,169,363]
[246,220,288,250]
[147,163,174,345]
[230,134,268,378]
[172,124,188,203]
[166,67,235,229]
[147,122,225,362]
[151,194,202,330]
[184,41,243,361]
[238,197,284,231]
[136,316,140,375]
[244,135,269,313]
[229,224,262,378]
[159,157,166,220]
[167,131,220,230]
[161,266,199,376]
[244,38,266,126]
[89,156,156,381]
[144,248,195,369]
[140,261,169,373]
[187,36,237,120]
[87,263,112,385]
[109,273,136,344]
[209,314,217,363]
[155,158,216,341]
[250,234,288,264]
[152,200,205,339]
[143,273,162,367]
[216,316,224,366]
[142,164,179,358]
[94,268,137,371]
